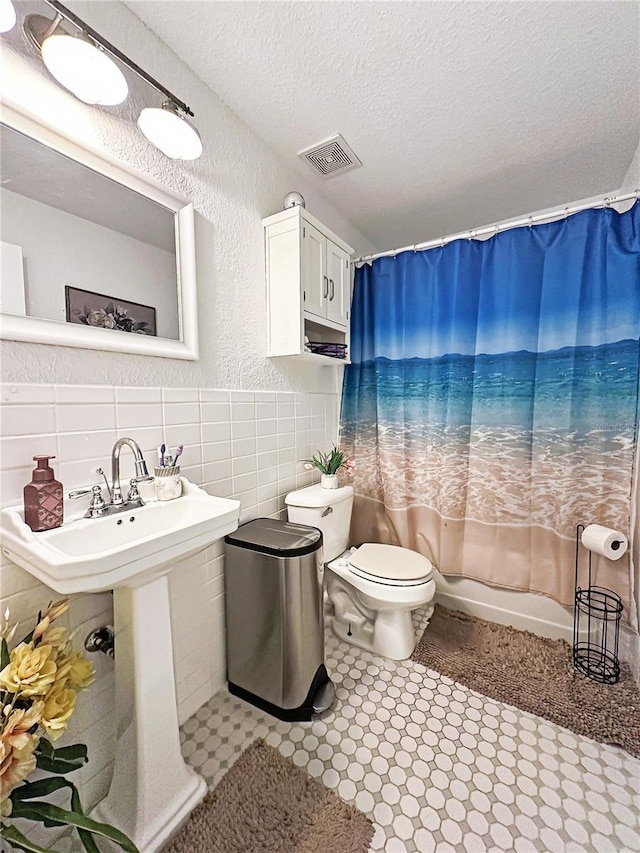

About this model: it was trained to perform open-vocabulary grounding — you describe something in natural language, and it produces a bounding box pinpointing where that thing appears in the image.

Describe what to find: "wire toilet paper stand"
[573,524,623,684]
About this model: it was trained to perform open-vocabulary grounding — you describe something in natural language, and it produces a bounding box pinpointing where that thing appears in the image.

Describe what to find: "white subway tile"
[256,402,277,419]
[257,466,278,486]
[56,404,116,434]
[254,391,277,403]
[199,388,230,403]
[202,440,231,463]
[231,437,256,458]
[0,383,54,405]
[232,454,257,476]
[162,387,199,403]
[203,459,232,483]
[256,418,277,436]
[277,431,295,450]
[277,447,296,465]
[163,402,200,426]
[0,464,40,506]
[116,403,163,430]
[232,419,256,440]
[233,471,257,493]
[1,405,56,437]
[202,421,231,443]
[230,390,254,402]
[256,434,278,453]
[204,478,233,498]
[277,417,295,434]
[257,450,277,469]
[0,434,58,471]
[115,386,162,404]
[201,402,230,423]
[231,402,256,421]
[259,497,280,517]
[277,402,295,418]
[55,385,113,404]
[57,430,118,463]
[277,392,295,403]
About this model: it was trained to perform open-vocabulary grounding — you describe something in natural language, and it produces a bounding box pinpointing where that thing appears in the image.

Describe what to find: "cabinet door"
[326,239,350,327]
[301,221,326,319]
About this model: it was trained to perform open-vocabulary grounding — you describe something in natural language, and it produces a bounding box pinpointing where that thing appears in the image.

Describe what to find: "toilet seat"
[347,543,433,587]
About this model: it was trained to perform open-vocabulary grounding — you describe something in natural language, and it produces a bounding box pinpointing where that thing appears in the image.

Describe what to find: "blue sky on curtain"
[340,202,640,616]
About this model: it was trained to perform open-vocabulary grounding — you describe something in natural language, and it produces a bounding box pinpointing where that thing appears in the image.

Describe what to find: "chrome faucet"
[111,437,150,506]
[70,438,151,518]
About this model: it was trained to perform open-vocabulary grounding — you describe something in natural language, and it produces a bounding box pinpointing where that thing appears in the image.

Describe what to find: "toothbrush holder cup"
[154,466,182,501]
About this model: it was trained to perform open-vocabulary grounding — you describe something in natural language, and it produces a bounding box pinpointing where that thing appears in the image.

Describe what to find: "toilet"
[285,484,436,660]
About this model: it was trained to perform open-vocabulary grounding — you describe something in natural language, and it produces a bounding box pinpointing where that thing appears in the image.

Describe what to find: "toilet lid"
[348,543,433,585]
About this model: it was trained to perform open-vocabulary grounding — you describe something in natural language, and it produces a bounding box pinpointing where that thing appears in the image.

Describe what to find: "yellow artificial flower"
[0,733,38,808]
[41,599,69,622]
[32,615,51,641]
[40,626,69,650]
[41,682,77,741]
[0,643,57,698]
[0,701,44,751]
[65,651,95,690]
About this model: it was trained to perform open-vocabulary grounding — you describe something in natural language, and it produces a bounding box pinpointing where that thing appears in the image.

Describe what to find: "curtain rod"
[354,189,640,265]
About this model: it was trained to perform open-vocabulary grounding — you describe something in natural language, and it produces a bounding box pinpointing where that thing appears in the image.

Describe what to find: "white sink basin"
[0,478,240,593]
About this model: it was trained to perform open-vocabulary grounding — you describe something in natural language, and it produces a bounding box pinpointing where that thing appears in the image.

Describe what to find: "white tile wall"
[0,381,339,812]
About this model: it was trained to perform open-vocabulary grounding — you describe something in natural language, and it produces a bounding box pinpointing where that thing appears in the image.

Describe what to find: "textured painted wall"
[0,0,376,390]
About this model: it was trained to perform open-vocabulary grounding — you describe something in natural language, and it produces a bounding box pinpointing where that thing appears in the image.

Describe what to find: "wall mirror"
[0,104,198,359]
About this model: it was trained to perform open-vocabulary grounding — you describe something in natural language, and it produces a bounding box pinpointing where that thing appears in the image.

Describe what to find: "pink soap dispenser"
[24,455,63,532]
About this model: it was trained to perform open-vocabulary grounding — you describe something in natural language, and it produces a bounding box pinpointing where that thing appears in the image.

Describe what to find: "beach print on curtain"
[341,203,640,617]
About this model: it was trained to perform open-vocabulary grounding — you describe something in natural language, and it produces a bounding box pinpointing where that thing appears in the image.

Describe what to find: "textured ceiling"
[126,0,639,251]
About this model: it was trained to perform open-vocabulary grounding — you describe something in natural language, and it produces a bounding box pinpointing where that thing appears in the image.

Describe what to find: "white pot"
[321,474,339,489]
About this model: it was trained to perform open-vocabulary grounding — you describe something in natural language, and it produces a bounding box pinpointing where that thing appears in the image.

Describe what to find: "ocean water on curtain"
[341,339,639,539]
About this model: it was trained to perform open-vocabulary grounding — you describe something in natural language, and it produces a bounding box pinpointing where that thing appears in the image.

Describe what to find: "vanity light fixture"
[0,0,16,33]
[22,0,202,159]
[26,16,129,105]
[138,102,203,161]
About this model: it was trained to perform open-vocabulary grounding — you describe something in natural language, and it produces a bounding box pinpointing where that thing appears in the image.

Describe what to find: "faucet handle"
[127,476,153,503]
[86,485,106,517]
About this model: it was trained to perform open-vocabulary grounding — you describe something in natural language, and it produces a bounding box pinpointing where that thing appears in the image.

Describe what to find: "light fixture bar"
[41,0,194,117]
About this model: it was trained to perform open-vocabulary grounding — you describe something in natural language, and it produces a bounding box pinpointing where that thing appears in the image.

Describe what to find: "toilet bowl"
[285,484,436,660]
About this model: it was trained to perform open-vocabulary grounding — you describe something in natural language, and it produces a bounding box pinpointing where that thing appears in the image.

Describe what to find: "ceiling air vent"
[298,134,362,179]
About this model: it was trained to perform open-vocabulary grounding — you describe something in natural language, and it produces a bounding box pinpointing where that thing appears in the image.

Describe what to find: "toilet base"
[329,605,433,660]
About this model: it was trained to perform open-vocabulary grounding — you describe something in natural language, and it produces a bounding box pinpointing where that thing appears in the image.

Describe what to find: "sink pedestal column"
[94,572,207,853]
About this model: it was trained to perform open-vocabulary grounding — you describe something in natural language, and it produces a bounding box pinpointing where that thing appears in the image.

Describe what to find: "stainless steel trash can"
[224,518,335,721]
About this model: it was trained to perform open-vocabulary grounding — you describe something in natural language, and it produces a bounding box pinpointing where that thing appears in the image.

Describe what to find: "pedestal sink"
[0,480,241,853]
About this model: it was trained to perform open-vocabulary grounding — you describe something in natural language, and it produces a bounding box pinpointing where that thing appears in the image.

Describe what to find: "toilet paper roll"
[580,524,628,561]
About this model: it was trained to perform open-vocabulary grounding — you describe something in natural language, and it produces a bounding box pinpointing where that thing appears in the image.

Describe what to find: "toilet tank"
[285,484,354,562]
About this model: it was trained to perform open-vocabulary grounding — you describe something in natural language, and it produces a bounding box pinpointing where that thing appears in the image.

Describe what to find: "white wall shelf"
[263,207,354,364]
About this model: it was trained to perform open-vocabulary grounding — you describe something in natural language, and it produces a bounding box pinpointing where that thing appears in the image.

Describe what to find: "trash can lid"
[224,518,322,557]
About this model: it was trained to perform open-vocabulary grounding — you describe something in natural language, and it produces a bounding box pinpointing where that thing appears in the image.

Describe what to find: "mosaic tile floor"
[180,609,640,852]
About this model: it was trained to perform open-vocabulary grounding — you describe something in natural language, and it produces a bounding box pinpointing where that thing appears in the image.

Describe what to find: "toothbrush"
[173,445,184,464]
[160,443,166,467]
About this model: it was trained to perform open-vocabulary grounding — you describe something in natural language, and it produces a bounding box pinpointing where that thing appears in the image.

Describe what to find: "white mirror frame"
[0,102,198,360]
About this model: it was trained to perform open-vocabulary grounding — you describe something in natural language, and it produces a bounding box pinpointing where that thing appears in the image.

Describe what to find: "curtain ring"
[603,197,611,209]
[527,217,533,229]
[467,230,475,242]
[494,224,500,236]
[563,207,569,220]
[440,238,445,249]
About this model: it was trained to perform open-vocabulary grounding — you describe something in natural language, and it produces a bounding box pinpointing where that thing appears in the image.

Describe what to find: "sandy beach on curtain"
[349,495,632,615]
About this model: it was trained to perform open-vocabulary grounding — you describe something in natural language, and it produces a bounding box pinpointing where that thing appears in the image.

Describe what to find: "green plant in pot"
[304,446,353,488]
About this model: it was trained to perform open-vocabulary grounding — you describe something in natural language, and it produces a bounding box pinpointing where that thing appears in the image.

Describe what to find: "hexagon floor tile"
[180,608,640,852]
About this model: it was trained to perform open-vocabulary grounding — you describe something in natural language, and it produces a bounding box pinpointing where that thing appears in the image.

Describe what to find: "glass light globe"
[137,104,203,161]
[0,0,16,33]
[41,33,128,105]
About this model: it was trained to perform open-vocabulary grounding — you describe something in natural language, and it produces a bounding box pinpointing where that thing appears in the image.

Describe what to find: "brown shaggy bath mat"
[163,738,374,853]
[412,605,640,758]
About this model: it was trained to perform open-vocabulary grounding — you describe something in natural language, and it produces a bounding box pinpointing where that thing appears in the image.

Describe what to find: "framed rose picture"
[65,286,157,336]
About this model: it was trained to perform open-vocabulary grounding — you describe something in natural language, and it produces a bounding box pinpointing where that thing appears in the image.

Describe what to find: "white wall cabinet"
[263,207,354,363]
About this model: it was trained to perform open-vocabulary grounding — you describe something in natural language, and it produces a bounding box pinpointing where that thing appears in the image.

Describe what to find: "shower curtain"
[340,203,640,616]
